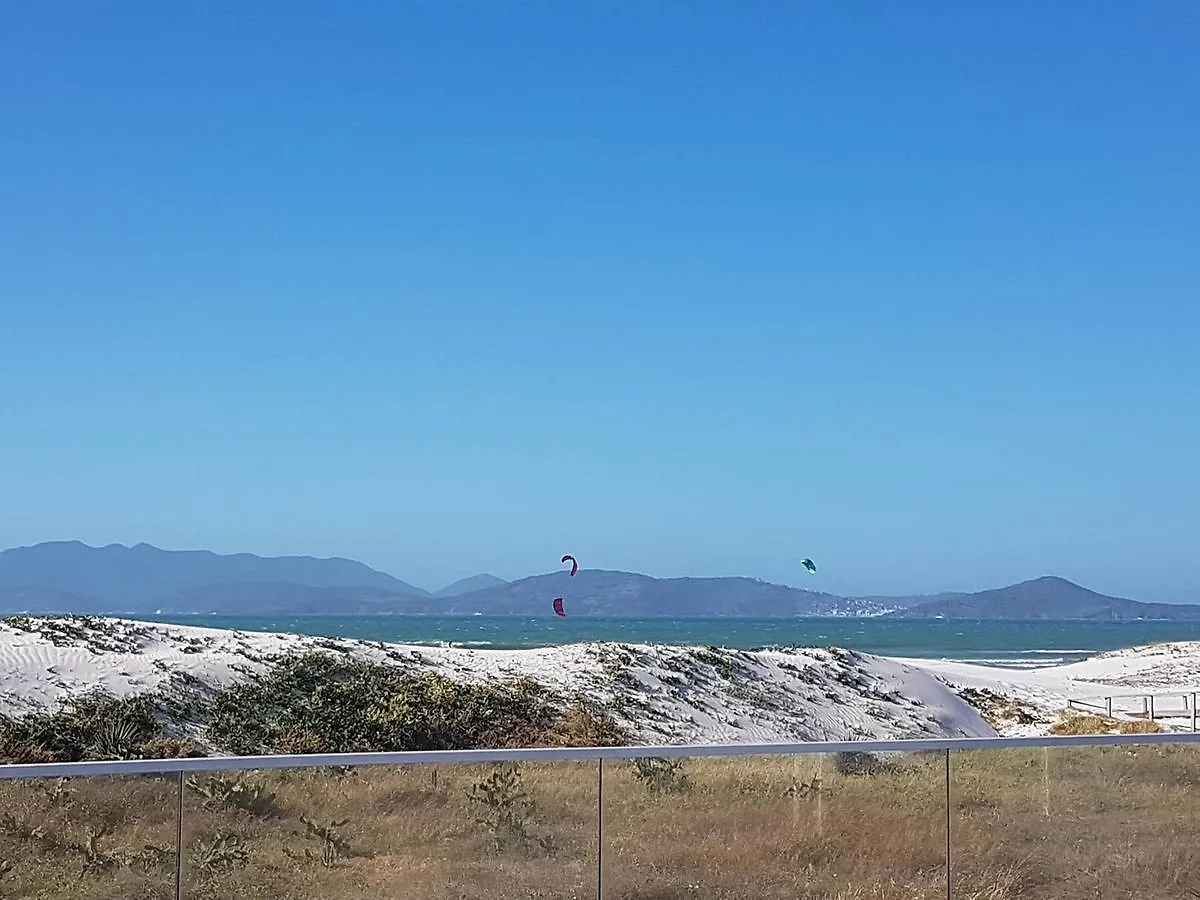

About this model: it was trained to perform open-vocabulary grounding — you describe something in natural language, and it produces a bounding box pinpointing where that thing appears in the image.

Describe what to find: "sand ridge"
[0,617,1195,744]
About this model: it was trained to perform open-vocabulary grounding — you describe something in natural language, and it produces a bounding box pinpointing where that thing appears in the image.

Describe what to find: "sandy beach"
[1,616,1197,747]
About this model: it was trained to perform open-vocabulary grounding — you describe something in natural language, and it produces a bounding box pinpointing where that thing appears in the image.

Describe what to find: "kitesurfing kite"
[801,558,817,574]
[554,555,578,615]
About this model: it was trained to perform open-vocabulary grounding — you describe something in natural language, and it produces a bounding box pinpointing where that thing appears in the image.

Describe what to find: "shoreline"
[1,617,1197,752]
[105,612,1200,669]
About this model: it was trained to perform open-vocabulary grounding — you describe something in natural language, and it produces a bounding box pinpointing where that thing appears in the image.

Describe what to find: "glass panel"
[0,773,179,899]
[182,760,598,898]
[951,742,1200,899]
[602,751,949,899]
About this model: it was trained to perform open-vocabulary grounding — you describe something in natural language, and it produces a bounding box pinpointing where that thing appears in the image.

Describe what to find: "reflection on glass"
[951,743,1200,899]
[602,751,948,898]
[0,773,180,899]
[182,761,598,899]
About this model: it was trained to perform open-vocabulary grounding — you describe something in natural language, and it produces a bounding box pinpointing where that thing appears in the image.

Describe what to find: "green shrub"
[283,815,361,868]
[191,833,250,873]
[0,691,160,762]
[139,735,208,759]
[467,764,555,854]
[188,773,283,818]
[206,651,628,754]
[631,757,689,794]
[833,750,898,776]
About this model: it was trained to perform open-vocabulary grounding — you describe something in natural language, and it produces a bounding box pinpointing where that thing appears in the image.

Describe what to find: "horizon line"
[0,539,1127,601]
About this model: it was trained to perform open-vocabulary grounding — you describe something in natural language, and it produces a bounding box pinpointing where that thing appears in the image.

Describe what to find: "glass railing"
[0,771,183,899]
[950,741,1200,900]
[2,734,1198,899]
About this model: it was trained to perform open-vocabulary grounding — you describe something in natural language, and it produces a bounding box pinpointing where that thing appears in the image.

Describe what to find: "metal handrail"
[3,731,1199,780]
[1069,688,1200,699]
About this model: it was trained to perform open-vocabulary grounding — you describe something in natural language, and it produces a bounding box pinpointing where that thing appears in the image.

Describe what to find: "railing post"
[1106,697,1112,717]
[174,770,185,900]
[596,758,605,900]
[1193,693,1197,732]
[1150,696,1155,721]
[1042,747,1050,819]
[944,749,952,900]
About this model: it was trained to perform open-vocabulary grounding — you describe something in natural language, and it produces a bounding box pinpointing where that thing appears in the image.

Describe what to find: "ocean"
[138,615,1200,668]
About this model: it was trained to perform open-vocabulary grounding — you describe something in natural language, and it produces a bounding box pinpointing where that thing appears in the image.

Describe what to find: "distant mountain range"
[884,575,1200,621]
[0,541,427,604]
[434,574,507,597]
[431,571,881,617]
[0,541,1195,621]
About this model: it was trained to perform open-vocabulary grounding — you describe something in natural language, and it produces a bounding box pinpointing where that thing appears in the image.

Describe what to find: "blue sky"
[2,2,1197,601]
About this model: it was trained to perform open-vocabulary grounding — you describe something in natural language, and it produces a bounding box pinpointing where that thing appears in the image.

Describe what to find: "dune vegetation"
[1049,713,1164,736]
[0,651,628,765]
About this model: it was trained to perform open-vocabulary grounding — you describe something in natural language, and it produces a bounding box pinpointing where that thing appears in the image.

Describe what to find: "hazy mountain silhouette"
[887,576,1200,620]
[0,542,1194,620]
[433,570,881,617]
[0,543,882,616]
[434,574,507,597]
[0,541,427,609]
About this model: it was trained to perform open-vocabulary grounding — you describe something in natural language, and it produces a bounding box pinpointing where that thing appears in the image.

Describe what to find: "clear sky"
[2,2,1197,602]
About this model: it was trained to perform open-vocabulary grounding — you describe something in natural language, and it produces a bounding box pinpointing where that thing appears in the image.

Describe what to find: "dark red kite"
[553,597,566,617]
[561,554,579,577]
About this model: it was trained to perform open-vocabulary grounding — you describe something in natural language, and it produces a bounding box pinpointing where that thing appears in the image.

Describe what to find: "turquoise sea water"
[138,615,1200,668]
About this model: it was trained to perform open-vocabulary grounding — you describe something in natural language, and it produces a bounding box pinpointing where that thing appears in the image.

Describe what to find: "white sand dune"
[892,643,1200,735]
[0,618,1196,746]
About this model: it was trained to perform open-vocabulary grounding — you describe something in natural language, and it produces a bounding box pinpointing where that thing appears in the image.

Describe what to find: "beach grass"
[1,744,1199,898]
[1050,713,1165,735]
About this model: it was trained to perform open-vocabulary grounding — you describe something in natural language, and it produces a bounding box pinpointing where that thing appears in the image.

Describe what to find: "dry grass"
[2,745,1200,899]
[1050,714,1165,735]
[1119,718,1168,734]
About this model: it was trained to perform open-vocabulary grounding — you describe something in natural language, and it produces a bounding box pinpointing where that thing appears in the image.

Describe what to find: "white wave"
[1032,648,1096,654]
